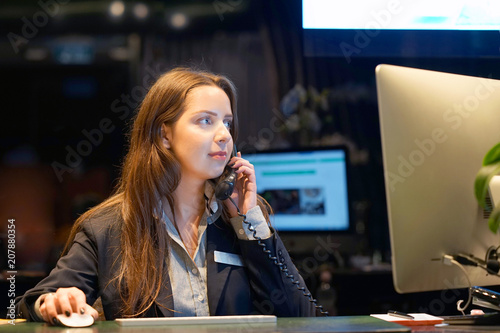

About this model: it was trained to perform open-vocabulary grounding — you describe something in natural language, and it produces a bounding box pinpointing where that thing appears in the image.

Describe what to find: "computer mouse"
[56,313,94,327]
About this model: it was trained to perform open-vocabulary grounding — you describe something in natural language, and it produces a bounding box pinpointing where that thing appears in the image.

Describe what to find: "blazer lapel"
[207,248,232,315]
[206,221,236,315]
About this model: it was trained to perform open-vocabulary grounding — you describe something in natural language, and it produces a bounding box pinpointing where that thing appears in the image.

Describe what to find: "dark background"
[1,0,499,318]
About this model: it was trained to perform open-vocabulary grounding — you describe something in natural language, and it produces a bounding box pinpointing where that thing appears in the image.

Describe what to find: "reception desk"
[2,316,499,333]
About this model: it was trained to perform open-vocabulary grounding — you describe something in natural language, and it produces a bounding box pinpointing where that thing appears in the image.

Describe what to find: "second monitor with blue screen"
[244,147,350,232]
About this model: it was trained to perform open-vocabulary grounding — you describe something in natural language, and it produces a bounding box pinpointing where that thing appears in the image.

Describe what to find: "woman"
[16,68,319,323]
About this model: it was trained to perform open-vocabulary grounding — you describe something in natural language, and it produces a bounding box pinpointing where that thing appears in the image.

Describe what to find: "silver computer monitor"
[376,64,500,293]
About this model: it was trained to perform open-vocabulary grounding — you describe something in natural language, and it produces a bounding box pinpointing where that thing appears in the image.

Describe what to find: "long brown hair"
[63,67,271,317]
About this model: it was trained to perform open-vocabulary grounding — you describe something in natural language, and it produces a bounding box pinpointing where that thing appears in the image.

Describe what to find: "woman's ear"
[161,123,171,149]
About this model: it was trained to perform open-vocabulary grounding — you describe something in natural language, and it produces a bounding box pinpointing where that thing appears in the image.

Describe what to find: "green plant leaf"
[483,142,500,166]
[488,205,500,234]
[474,162,500,207]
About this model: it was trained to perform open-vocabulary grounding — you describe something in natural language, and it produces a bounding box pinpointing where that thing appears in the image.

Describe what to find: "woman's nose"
[215,123,231,143]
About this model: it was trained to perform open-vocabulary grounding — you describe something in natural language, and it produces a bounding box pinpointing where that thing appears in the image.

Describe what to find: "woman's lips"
[209,151,227,160]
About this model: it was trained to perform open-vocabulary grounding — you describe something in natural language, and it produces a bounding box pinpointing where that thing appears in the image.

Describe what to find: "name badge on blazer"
[214,250,245,267]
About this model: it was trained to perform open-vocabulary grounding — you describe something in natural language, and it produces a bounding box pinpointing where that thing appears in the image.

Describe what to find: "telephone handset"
[214,167,237,201]
[215,144,237,201]
[214,145,328,316]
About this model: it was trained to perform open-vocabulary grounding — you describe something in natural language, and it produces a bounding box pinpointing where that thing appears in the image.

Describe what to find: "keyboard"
[115,315,277,327]
[441,312,500,325]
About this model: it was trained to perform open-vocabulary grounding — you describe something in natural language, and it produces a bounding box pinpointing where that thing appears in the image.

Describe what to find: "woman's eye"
[224,119,232,128]
[199,117,211,125]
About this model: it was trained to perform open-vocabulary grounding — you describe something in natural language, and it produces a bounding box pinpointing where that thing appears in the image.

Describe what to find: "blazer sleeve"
[238,230,318,317]
[15,220,100,321]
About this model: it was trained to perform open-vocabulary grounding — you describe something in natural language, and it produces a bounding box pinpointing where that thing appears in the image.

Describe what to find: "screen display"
[302,0,500,58]
[303,0,500,30]
[245,148,350,232]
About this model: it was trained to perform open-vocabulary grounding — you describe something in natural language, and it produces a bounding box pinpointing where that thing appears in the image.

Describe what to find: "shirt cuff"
[230,206,272,240]
[33,294,48,321]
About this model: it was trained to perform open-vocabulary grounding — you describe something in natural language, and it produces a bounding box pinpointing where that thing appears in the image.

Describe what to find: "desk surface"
[2,316,409,333]
[3,316,500,333]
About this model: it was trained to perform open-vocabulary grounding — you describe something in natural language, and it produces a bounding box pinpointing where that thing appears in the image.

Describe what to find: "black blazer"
[16,209,318,320]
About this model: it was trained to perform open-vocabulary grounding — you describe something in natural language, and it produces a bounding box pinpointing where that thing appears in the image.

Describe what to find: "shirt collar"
[204,181,222,224]
[159,181,222,226]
